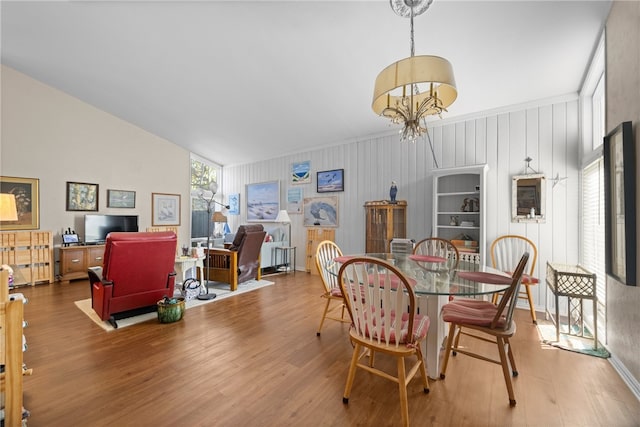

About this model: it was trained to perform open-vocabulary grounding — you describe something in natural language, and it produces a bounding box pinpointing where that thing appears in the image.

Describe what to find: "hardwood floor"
[17,272,640,426]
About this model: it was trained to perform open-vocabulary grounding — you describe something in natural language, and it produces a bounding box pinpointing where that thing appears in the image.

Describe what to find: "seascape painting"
[303,196,338,227]
[246,181,280,222]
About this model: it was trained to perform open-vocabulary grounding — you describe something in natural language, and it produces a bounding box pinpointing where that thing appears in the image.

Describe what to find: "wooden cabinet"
[0,231,53,286]
[432,164,488,263]
[59,245,105,283]
[364,201,407,253]
[0,269,30,426]
[305,228,335,274]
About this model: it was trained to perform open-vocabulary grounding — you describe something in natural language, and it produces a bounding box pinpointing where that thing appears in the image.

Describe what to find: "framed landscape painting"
[107,189,136,208]
[66,181,99,212]
[152,193,181,226]
[317,169,344,193]
[246,181,279,222]
[291,161,311,184]
[0,176,40,230]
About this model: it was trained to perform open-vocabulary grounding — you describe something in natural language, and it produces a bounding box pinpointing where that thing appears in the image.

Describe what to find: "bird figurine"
[389,181,398,204]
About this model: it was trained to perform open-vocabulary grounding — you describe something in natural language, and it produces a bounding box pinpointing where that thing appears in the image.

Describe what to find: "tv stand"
[59,244,105,284]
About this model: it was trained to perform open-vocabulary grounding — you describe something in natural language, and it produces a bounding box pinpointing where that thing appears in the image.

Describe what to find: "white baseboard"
[609,354,640,402]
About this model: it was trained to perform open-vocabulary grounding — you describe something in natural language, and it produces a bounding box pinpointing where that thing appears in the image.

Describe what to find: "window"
[579,32,605,344]
[190,155,221,241]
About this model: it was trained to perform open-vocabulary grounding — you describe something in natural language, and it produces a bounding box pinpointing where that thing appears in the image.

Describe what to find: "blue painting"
[292,160,311,184]
[303,196,338,227]
[246,181,280,222]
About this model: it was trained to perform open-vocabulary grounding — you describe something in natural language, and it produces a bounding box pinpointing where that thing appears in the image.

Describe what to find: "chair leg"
[343,342,361,404]
[316,297,332,336]
[396,356,410,427]
[452,324,463,355]
[439,322,457,379]
[414,345,430,393]
[505,336,518,376]
[524,284,537,324]
[496,336,517,406]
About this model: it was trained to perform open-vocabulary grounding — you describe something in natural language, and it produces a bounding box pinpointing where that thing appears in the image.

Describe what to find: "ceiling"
[1,1,611,166]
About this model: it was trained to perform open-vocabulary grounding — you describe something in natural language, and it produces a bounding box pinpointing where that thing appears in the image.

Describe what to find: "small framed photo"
[228,193,240,215]
[317,169,344,193]
[66,181,99,211]
[292,160,311,184]
[107,189,136,208]
[152,193,181,226]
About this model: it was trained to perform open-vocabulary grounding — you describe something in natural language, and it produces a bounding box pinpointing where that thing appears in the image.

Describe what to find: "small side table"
[545,262,597,348]
[174,256,204,284]
[273,246,296,274]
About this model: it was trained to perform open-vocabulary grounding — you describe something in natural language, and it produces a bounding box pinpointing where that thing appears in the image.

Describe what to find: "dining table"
[328,252,513,379]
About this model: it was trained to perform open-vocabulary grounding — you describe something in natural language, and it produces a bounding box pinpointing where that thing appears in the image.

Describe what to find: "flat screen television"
[84,214,139,244]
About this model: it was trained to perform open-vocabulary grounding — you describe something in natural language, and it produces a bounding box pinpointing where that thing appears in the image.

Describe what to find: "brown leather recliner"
[203,224,266,291]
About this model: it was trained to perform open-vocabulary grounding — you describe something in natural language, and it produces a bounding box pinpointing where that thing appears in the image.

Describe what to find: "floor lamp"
[197,182,230,301]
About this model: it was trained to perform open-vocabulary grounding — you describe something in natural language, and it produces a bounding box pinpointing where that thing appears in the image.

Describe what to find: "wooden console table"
[59,245,105,283]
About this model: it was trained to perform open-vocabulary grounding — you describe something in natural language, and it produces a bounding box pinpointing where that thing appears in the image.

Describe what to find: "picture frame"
[66,181,99,212]
[287,187,303,214]
[107,189,136,208]
[152,193,181,226]
[246,181,280,222]
[316,169,344,193]
[303,196,338,227]
[228,193,240,215]
[604,121,636,286]
[291,160,311,184]
[0,176,40,230]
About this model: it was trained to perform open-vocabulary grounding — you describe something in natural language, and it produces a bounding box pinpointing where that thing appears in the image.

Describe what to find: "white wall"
[222,95,582,316]
[1,65,193,275]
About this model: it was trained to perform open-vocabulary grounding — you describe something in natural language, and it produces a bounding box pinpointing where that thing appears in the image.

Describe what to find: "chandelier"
[372,0,457,142]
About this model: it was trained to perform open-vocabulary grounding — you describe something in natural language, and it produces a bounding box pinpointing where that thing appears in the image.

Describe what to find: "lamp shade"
[212,211,227,223]
[372,55,457,117]
[275,210,291,223]
[0,194,18,221]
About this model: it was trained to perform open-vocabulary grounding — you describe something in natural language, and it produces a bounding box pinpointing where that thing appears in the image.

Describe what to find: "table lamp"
[212,211,227,238]
[275,210,291,247]
[0,194,19,222]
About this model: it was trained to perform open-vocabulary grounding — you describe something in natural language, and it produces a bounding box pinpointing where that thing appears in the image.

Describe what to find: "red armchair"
[88,231,177,328]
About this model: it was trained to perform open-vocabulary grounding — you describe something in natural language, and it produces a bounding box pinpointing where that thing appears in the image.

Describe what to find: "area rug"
[74,279,274,332]
[536,320,610,358]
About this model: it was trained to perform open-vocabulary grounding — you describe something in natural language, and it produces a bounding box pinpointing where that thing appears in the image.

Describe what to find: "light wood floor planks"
[17,272,640,426]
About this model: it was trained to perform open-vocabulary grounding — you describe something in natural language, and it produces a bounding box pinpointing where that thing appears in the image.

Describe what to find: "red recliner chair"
[88,231,177,328]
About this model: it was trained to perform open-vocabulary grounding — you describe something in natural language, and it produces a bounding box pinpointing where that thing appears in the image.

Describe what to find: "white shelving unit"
[432,164,488,264]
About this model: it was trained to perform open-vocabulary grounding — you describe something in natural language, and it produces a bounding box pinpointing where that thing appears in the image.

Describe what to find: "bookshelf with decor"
[432,165,488,264]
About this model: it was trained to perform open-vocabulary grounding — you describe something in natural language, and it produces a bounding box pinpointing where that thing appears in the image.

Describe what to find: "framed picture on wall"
[604,121,636,286]
[66,181,99,212]
[228,193,240,215]
[303,196,338,227]
[287,187,303,214]
[152,193,181,226]
[291,161,311,184]
[107,189,136,208]
[246,181,280,222]
[0,176,40,230]
[317,169,344,193]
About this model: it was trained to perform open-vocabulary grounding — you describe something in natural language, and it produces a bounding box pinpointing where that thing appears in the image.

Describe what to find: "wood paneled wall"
[223,95,581,312]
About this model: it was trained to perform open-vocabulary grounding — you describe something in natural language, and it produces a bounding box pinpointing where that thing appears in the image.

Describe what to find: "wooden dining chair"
[314,240,350,336]
[439,252,529,406]
[413,237,460,270]
[338,257,430,427]
[490,235,539,323]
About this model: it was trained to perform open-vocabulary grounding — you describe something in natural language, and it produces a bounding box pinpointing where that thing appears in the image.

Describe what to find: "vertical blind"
[581,158,606,344]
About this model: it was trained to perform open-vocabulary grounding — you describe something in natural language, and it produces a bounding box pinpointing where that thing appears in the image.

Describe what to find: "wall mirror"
[512,174,546,223]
